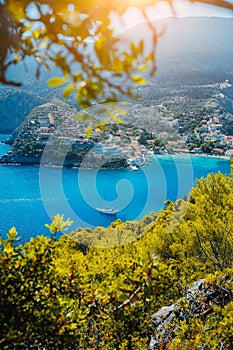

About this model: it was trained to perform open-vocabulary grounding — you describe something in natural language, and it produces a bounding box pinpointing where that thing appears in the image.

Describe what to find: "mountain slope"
[120,17,233,86]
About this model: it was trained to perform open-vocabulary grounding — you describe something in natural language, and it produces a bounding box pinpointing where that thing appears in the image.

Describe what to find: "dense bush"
[0,168,233,349]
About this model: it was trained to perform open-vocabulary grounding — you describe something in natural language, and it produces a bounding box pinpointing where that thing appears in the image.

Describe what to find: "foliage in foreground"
[0,170,233,349]
[1,0,233,107]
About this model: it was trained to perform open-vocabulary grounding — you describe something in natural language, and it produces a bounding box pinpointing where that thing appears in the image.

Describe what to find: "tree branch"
[191,0,233,11]
[112,285,142,312]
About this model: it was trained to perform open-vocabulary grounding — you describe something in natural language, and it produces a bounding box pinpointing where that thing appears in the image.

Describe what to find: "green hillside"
[1,166,233,349]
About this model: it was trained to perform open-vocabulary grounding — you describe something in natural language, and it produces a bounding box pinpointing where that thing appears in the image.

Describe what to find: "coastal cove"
[0,135,231,242]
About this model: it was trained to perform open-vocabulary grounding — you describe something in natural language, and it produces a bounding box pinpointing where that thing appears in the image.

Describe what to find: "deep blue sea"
[0,134,231,242]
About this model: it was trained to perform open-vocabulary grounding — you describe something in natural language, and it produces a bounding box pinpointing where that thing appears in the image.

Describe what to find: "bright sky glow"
[114,0,233,32]
[26,0,233,35]
[170,0,233,18]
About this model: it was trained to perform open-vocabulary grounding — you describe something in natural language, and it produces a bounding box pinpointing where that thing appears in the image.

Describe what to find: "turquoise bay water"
[0,135,231,242]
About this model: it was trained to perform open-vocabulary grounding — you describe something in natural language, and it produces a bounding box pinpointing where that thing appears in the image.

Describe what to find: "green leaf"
[48,77,67,87]
[5,1,26,21]
[146,53,153,62]
[112,115,125,124]
[86,124,93,139]
[63,85,74,98]
[72,72,82,82]
[45,214,73,234]
[117,109,127,116]
[76,113,92,122]
[97,122,107,131]
[4,244,13,255]
[33,30,41,40]
[132,75,147,85]
[139,65,148,71]
[131,42,137,56]
[139,40,144,54]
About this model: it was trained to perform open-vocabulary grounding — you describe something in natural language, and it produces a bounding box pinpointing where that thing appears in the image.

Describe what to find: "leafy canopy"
[1,0,233,107]
[1,169,233,348]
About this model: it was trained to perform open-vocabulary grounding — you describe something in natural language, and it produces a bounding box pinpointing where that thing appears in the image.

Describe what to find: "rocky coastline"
[0,151,128,169]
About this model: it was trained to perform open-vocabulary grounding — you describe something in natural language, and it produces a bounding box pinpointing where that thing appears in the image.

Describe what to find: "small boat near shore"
[129,165,138,171]
[96,208,118,215]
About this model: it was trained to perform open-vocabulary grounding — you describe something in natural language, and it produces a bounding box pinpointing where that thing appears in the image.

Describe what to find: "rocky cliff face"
[149,279,232,349]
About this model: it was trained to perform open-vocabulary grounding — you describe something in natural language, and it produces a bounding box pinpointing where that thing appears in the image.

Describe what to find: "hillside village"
[0,99,153,169]
[134,82,233,158]
[1,80,233,168]
[1,88,233,168]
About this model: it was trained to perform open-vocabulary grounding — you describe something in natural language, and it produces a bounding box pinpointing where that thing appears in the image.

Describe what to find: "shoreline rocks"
[0,152,128,169]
